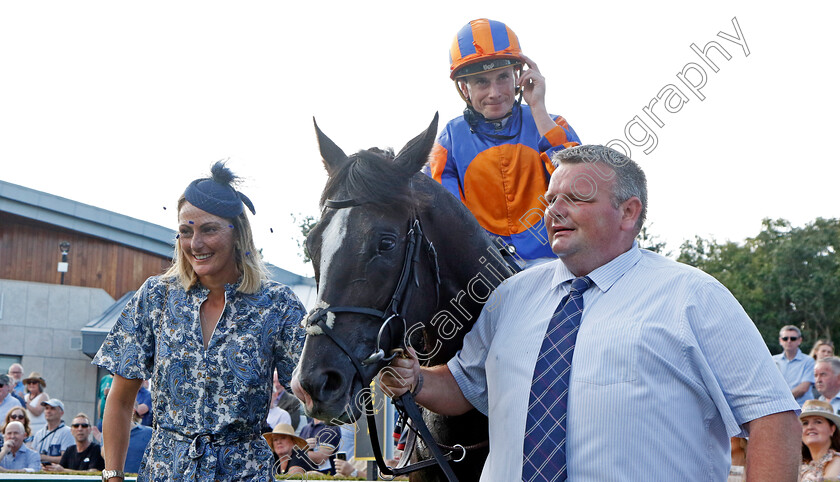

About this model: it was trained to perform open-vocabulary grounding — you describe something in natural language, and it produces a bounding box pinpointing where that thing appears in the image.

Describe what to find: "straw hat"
[22,372,46,388]
[800,399,840,427]
[263,423,307,450]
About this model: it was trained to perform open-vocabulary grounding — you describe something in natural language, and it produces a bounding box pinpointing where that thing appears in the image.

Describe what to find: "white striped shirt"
[448,245,799,481]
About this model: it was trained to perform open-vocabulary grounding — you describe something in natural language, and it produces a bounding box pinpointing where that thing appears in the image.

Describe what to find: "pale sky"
[2,1,837,277]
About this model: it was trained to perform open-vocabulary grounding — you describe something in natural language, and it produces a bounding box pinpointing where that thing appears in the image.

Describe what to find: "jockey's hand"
[518,54,547,110]
[378,347,421,398]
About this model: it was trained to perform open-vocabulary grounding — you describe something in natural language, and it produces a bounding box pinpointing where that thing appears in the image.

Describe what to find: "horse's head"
[292,114,441,423]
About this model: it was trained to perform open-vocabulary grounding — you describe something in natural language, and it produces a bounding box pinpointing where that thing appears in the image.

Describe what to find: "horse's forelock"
[321,147,415,207]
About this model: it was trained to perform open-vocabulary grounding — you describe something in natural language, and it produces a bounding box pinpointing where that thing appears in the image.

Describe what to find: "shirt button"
[507,194,515,202]
[501,158,510,167]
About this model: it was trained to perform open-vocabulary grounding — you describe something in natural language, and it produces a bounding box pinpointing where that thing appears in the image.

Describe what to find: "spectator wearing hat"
[94,161,306,481]
[263,423,307,476]
[21,372,49,435]
[6,365,25,404]
[800,399,840,480]
[43,413,104,472]
[0,375,22,425]
[0,421,40,472]
[430,19,581,268]
[32,398,73,464]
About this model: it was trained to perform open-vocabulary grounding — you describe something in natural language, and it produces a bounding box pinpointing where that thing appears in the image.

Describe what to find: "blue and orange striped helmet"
[449,19,524,80]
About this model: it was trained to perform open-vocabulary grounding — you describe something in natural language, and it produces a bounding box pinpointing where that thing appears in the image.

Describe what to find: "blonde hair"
[163,194,268,294]
[810,339,835,360]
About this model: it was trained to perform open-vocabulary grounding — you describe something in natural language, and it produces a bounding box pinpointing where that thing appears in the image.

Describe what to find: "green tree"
[678,218,840,353]
[292,213,318,264]
[637,224,670,256]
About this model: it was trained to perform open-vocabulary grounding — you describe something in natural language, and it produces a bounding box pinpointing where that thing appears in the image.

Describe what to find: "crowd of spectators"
[11,325,840,480]
[0,366,141,474]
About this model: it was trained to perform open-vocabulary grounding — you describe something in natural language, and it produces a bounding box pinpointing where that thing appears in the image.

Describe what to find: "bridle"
[305,197,461,481]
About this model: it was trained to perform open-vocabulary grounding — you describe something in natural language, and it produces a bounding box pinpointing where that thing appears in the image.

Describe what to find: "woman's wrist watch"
[101,469,125,481]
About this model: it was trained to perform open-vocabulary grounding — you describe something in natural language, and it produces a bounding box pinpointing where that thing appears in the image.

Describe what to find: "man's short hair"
[780,325,802,337]
[551,145,647,233]
[73,413,91,423]
[818,356,840,375]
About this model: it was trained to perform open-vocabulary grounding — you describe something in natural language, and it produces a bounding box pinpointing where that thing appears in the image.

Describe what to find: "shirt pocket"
[571,315,641,385]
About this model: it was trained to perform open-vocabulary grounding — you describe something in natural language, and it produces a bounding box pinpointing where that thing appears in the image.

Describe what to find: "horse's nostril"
[322,369,345,396]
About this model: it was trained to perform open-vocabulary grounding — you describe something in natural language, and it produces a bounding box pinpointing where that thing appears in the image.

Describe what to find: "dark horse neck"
[412,174,515,366]
[402,174,508,482]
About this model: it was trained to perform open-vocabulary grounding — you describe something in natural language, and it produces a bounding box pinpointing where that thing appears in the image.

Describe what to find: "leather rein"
[305,197,461,481]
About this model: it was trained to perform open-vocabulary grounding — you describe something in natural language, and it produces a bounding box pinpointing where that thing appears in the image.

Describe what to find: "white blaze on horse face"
[308,208,350,335]
[319,208,349,285]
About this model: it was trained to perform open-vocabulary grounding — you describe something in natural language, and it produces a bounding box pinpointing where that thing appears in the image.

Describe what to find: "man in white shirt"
[31,399,74,464]
[380,145,802,481]
[773,325,815,405]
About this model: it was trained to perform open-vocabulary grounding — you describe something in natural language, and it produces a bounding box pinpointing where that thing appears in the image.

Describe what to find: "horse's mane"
[320,147,422,207]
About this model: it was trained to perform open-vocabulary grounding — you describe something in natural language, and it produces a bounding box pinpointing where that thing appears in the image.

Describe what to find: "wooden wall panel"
[0,212,172,299]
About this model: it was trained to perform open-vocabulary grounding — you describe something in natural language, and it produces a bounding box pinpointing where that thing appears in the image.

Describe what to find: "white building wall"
[0,279,113,422]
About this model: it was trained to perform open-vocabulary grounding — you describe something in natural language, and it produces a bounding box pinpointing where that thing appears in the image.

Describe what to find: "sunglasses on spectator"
[71,423,90,428]
[10,414,25,420]
[781,336,800,341]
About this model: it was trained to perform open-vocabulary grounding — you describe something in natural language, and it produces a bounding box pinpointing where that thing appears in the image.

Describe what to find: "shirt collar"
[790,349,807,361]
[193,277,243,297]
[551,242,643,293]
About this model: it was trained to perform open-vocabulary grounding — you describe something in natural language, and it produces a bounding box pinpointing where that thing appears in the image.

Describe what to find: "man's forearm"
[414,365,473,416]
[792,381,811,399]
[41,454,62,464]
[745,411,801,481]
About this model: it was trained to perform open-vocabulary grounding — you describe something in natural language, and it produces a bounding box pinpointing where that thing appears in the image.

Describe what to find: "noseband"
[306,196,460,481]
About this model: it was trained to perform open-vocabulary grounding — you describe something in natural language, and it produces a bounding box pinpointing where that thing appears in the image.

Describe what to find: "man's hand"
[42,463,64,472]
[335,458,355,476]
[517,54,558,137]
[378,348,421,398]
[518,54,547,110]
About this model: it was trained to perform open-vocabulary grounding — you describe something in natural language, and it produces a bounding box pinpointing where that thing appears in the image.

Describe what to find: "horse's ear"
[313,118,348,175]
[394,112,439,175]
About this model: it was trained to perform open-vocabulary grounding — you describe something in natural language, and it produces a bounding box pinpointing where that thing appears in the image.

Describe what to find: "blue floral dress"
[93,276,306,481]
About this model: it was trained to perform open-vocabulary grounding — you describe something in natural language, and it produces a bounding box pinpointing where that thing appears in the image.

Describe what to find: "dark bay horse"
[291,114,517,481]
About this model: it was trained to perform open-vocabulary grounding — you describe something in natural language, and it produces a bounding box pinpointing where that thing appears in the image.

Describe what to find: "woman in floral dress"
[800,399,840,481]
[94,162,306,481]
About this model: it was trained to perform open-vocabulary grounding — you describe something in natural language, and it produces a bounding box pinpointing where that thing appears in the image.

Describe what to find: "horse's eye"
[378,236,397,252]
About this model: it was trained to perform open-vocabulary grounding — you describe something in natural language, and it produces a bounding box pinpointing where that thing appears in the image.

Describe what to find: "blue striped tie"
[522,276,592,482]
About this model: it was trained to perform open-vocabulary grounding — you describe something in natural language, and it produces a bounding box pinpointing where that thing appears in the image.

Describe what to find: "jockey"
[430,18,581,268]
